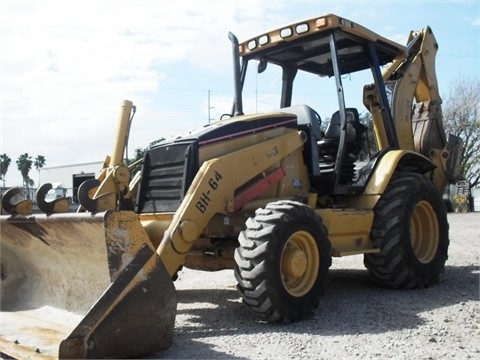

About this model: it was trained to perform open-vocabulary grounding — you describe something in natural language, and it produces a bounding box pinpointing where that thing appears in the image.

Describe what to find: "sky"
[1,0,479,187]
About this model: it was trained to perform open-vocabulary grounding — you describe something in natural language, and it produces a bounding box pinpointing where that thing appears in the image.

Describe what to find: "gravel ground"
[153,212,479,360]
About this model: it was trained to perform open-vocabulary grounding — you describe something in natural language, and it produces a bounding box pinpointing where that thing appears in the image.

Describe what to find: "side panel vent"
[136,141,198,213]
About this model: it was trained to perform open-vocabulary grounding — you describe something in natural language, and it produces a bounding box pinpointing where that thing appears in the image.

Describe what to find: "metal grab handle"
[78,178,116,213]
[1,187,32,215]
[36,183,70,214]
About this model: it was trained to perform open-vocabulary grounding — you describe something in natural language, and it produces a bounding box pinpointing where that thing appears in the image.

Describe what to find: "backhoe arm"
[157,130,307,275]
[384,26,445,151]
[364,27,463,192]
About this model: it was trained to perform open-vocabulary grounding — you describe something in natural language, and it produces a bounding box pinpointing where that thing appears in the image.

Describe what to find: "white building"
[38,161,104,201]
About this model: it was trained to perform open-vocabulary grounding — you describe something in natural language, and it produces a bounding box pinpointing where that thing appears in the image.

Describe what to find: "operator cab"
[229,14,406,195]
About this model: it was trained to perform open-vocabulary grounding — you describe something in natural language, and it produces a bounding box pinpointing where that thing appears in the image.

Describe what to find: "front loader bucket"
[0,210,176,359]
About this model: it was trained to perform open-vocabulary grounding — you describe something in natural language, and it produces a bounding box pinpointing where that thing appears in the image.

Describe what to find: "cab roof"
[238,14,406,77]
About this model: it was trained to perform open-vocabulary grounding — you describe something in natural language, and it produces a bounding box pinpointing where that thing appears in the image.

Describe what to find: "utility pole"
[208,90,215,124]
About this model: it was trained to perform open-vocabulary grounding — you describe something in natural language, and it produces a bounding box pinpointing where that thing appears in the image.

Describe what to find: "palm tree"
[0,153,11,188]
[34,155,46,171]
[16,153,33,198]
[34,155,46,189]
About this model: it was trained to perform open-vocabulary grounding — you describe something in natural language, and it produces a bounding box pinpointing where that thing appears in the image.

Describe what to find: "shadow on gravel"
[155,264,478,359]
[312,264,479,335]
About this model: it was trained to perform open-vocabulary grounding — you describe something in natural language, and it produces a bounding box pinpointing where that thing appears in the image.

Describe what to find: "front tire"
[234,200,331,323]
[364,173,449,289]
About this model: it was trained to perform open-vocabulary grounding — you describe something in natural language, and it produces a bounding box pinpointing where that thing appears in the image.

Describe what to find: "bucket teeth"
[1,188,32,215]
[36,183,70,214]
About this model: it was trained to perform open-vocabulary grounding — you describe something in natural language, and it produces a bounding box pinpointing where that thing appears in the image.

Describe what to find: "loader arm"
[157,129,307,275]
[77,100,136,213]
[364,27,463,193]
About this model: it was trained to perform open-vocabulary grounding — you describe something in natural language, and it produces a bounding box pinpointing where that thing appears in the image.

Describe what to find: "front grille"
[136,141,198,213]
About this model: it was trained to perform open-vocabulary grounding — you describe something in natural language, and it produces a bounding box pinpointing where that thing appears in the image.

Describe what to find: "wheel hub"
[282,248,308,278]
[280,230,320,297]
[410,200,439,264]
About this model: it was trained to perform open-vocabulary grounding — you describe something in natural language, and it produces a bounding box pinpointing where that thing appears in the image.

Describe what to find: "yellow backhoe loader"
[1,14,463,359]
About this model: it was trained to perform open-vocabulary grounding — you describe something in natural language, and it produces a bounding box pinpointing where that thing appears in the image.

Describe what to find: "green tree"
[16,153,33,198]
[0,153,11,188]
[34,155,47,189]
[442,76,480,189]
[34,155,46,171]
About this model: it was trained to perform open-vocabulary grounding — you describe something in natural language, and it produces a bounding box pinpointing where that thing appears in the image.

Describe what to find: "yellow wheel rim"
[410,200,439,264]
[280,230,319,297]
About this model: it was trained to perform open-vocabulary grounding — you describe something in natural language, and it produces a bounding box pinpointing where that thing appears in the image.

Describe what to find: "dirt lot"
[154,212,479,359]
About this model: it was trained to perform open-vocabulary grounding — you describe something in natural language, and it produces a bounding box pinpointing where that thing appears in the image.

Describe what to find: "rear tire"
[234,200,331,322]
[364,173,449,289]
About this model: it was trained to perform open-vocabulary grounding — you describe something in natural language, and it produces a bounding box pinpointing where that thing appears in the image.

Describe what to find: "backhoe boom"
[364,26,462,193]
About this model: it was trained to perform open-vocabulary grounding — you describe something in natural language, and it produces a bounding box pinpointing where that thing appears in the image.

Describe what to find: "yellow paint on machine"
[317,209,378,256]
